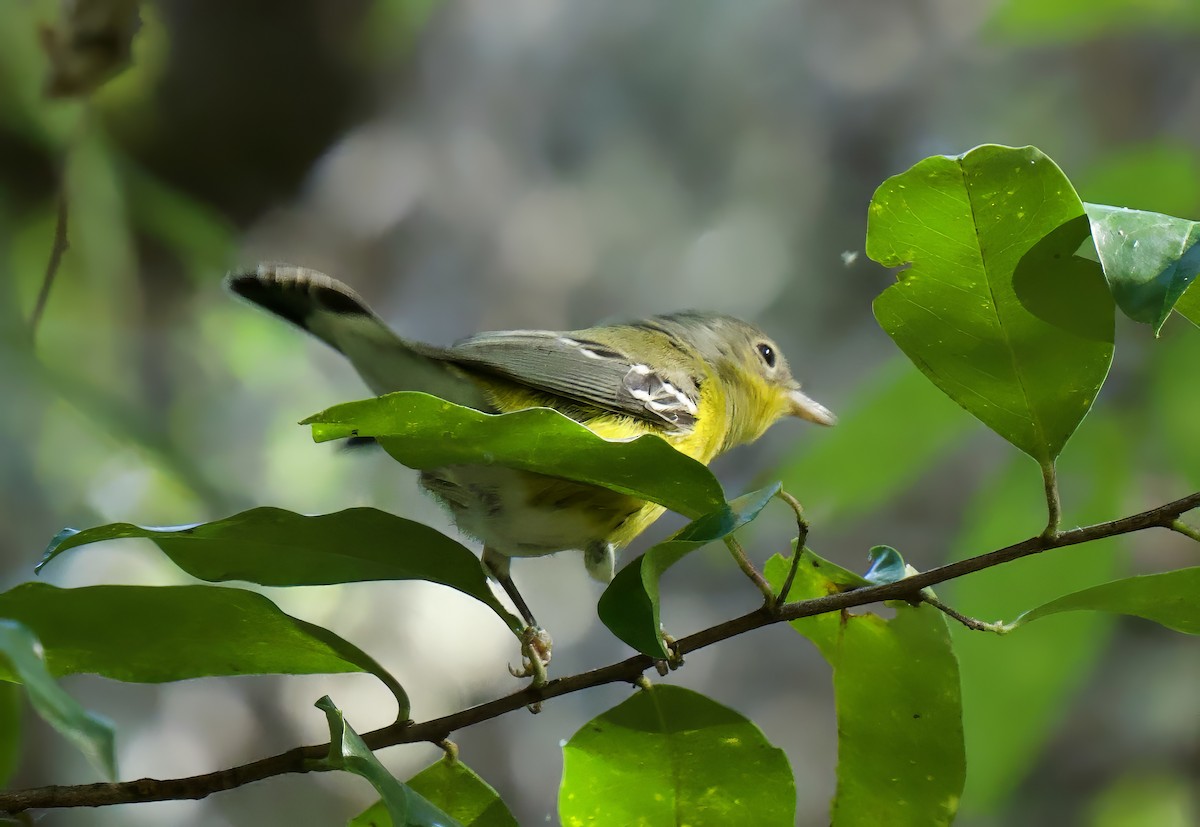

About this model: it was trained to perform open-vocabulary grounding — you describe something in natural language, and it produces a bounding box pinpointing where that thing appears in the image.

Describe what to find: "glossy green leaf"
[598,484,781,658]
[867,144,1114,464]
[943,417,1126,812]
[1010,568,1199,634]
[0,681,19,786]
[303,392,726,519]
[39,507,520,633]
[765,551,965,826]
[864,545,907,585]
[0,584,408,718]
[768,358,975,525]
[0,620,116,781]
[1083,204,1200,333]
[559,684,794,826]
[351,759,518,827]
[314,697,461,827]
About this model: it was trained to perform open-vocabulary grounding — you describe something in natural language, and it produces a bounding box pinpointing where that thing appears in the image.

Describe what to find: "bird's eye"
[756,342,776,369]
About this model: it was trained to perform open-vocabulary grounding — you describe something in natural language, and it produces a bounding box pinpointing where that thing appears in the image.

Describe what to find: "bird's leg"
[483,547,552,684]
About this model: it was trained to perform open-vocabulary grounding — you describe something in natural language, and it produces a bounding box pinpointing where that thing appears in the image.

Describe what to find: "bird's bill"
[787,388,837,426]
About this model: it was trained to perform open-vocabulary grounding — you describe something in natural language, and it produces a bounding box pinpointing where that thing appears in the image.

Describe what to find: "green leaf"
[302,392,726,519]
[1083,204,1200,333]
[765,551,964,826]
[314,697,461,827]
[863,545,908,585]
[1010,568,1200,635]
[350,758,518,827]
[597,484,781,658]
[0,619,116,781]
[768,358,975,525]
[39,507,521,634]
[559,684,794,826]
[0,584,409,718]
[0,681,19,786]
[943,416,1126,813]
[867,144,1114,464]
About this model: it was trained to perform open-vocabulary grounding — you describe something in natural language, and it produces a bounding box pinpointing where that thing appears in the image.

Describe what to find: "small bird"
[227,263,835,633]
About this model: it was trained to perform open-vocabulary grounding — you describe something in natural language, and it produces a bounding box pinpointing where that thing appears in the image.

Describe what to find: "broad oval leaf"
[0,620,116,782]
[1011,567,1200,635]
[0,584,409,718]
[39,507,521,633]
[314,696,462,827]
[598,484,781,658]
[350,758,518,827]
[559,684,795,826]
[765,551,965,826]
[867,144,1115,464]
[302,392,726,519]
[1084,203,1200,333]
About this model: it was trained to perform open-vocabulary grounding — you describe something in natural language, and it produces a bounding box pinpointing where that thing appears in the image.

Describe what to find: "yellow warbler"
[228,263,834,629]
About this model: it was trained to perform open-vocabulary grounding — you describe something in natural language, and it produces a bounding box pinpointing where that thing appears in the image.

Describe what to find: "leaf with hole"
[867,144,1114,464]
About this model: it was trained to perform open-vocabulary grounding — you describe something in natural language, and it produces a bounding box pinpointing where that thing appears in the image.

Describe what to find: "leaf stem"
[723,536,775,607]
[774,490,810,606]
[29,188,70,344]
[1040,461,1062,539]
[1168,520,1200,544]
[921,594,1006,633]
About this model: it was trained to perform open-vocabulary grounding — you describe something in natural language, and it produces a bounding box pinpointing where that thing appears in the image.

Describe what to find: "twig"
[1,489,1196,814]
[921,594,1005,633]
[29,191,70,344]
[774,490,809,606]
[1040,461,1062,539]
[723,536,775,606]
[1168,520,1200,544]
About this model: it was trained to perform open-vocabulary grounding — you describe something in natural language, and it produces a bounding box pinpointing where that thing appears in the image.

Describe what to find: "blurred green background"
[1,0,1197,824]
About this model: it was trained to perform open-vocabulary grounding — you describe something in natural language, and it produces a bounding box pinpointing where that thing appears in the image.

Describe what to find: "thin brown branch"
[921,594,1005,633]
[1,489,1196,815]
[29,191,70,344]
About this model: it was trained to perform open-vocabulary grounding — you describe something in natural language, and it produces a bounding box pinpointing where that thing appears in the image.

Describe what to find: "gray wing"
[446,331,700,429]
